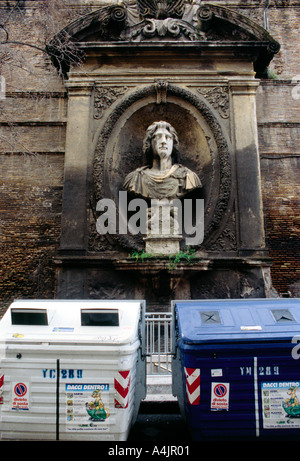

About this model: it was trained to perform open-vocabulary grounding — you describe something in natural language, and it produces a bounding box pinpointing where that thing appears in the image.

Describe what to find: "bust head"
[143,121,180,167]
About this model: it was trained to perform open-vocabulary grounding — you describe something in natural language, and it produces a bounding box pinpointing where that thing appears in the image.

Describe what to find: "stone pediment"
[48,1,280,77]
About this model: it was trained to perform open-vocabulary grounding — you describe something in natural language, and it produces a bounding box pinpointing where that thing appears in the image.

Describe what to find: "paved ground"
[128,401,192,442]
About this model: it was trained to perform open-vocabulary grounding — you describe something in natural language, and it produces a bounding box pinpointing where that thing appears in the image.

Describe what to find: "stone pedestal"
[144,199,182,255]
[144,234,182,255]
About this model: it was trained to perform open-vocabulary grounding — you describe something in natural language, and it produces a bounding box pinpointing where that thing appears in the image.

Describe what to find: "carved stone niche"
[51,1,280,303]
[90,84,233,253]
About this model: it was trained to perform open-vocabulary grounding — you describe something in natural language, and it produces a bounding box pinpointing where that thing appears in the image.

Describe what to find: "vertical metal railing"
[145,312,173,375]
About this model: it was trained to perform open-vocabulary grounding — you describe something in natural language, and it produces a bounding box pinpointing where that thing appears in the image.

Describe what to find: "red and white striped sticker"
[114,370,131,409]
[184,367,200,405]
[0,369,4,405]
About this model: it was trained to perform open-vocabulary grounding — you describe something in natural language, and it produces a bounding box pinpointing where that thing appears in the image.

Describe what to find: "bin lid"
[173,298,300,344]
[0,299,144,346]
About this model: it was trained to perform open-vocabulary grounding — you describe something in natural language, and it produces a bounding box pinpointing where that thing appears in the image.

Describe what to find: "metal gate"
[145,312,173,375]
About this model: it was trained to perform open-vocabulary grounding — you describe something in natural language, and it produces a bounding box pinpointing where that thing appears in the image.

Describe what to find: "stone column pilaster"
[229,78,266,254]
[59,82,93,254]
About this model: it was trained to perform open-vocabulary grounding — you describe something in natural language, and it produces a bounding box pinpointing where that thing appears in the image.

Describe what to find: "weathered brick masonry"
[0,152,64,311]
[0,91,67,316]
[0,1,299,315]
[257,80,300,296]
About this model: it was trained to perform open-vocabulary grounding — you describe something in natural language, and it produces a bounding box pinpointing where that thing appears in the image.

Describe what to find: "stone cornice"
[47,1,280,78]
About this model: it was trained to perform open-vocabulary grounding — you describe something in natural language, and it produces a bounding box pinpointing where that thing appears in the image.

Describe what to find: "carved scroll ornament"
[121,17,201,41]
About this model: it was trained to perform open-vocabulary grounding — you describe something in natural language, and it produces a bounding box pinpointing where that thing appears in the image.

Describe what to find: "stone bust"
[123,121,202,200]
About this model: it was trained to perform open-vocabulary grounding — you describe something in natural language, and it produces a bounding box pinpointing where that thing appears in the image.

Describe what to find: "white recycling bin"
[0,299,146,441]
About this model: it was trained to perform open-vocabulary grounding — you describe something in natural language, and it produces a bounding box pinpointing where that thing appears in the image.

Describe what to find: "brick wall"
[0,88,66,316]
[256,80,300,296]
[0,153,64,317]
[260,156,300,296]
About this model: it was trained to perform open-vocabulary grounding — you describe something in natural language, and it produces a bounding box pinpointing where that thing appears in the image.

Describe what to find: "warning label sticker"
[262,381,300,429]
[211,382,230,411]
[12,382,29,411]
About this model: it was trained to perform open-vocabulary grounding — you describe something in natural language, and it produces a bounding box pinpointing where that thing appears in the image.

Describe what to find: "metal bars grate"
[145,312,173,375]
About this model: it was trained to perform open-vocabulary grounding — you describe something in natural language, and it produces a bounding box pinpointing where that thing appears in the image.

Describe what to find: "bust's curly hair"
[142,121,180,167]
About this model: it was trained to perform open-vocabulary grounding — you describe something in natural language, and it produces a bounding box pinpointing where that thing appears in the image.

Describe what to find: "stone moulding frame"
[91,82,234,252]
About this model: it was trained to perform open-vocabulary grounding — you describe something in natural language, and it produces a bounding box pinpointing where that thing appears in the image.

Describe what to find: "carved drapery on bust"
[123,164,201,200]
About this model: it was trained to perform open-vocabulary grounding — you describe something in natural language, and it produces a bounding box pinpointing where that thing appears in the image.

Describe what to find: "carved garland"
[91,83,232,251]
[94,87,129,119]
[197,87,229,119]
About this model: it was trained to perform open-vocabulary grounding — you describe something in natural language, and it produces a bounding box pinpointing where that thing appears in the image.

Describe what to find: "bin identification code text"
[42,369,83,379]
[240,365,279,376]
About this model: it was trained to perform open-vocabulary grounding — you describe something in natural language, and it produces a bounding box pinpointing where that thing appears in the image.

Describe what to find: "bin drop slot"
[81,309,119,326]
[271,309,295,323]
[200,311,221,324]
[11,308,48,325]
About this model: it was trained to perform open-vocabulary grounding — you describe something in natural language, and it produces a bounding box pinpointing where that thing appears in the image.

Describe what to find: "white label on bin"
[211,382,229,411]
[211,369,223,377]
[12,381,30,411]
[66,383,110,432]
[240,326,262,331]
[262,381,300,429]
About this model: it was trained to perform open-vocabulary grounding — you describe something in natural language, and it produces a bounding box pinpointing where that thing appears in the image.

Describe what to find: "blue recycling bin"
[172,298,300,440]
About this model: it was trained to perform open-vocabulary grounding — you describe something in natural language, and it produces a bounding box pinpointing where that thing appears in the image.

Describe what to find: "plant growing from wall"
[128,250,155,262]
[128,246,196,271]
[168,247,196,270]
